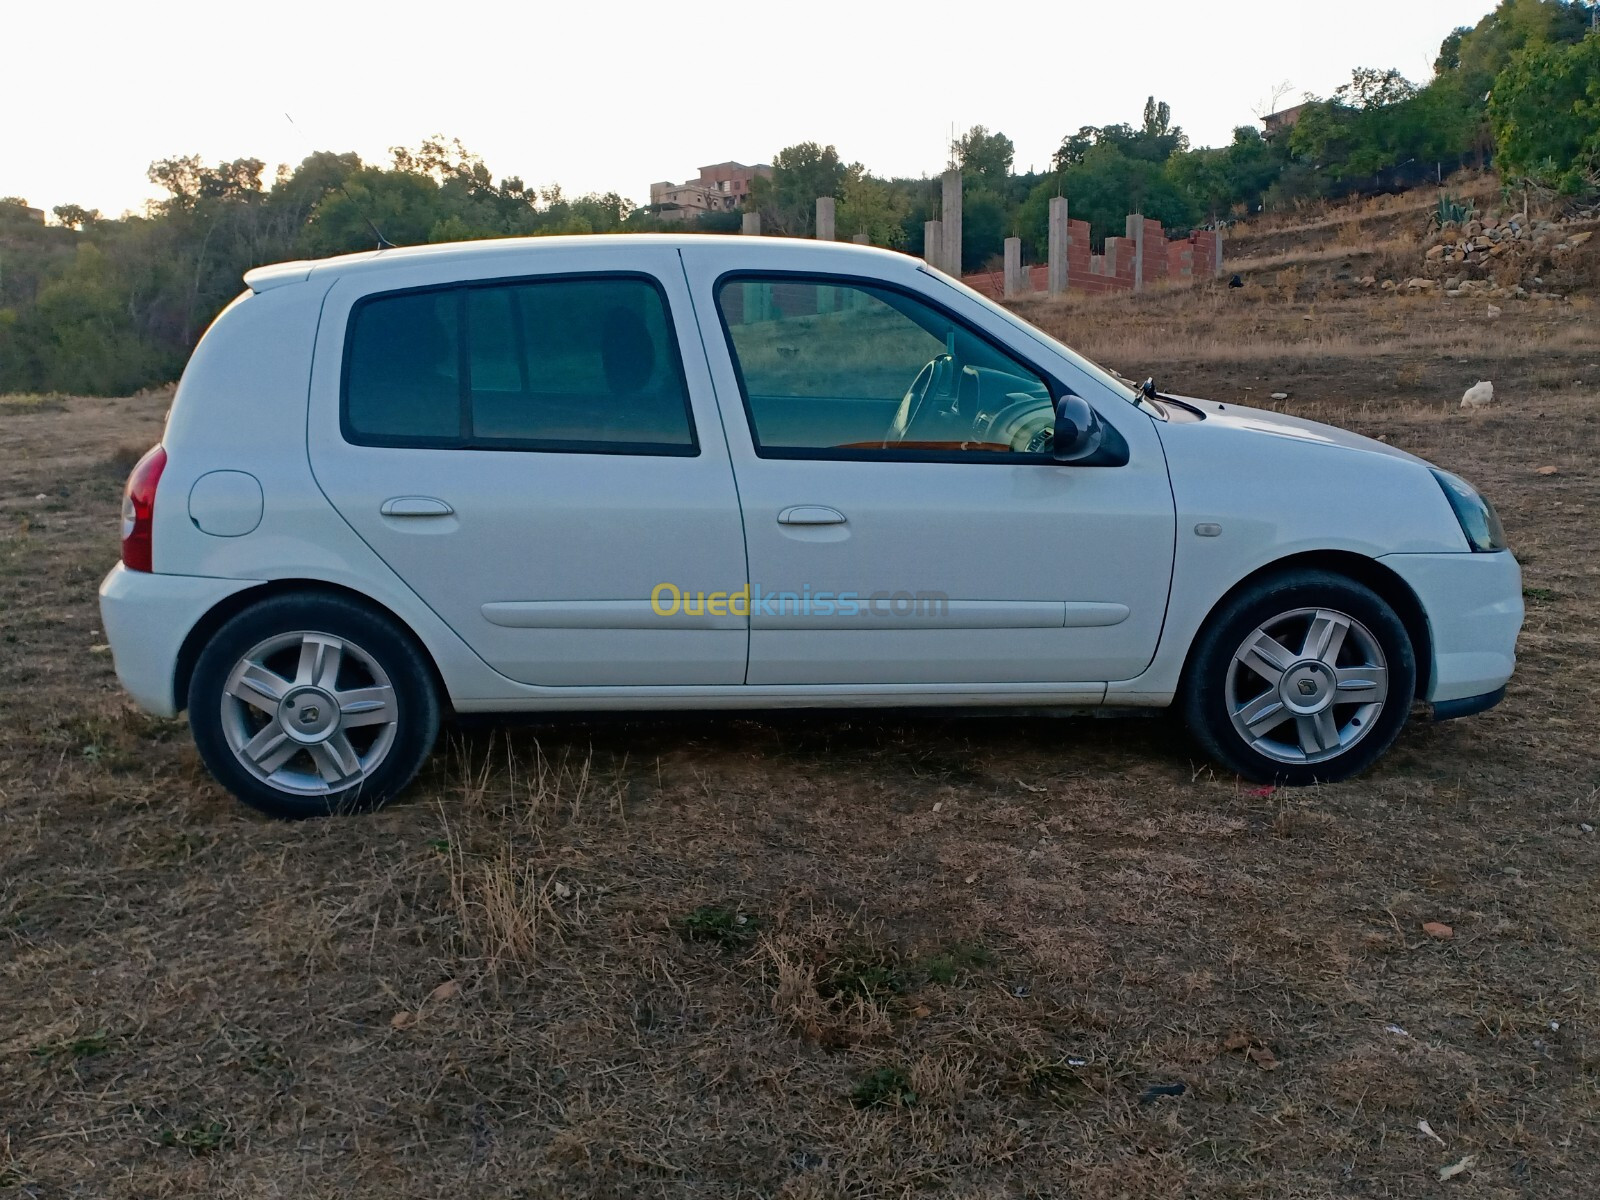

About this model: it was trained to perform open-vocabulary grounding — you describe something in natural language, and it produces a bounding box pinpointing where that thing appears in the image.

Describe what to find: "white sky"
[7,0,1493,219]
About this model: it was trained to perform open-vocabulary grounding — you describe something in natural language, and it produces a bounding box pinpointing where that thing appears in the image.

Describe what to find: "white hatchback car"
[100,235,1522,818]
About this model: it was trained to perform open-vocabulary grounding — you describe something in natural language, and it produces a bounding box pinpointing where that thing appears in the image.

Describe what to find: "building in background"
[648,162,771,222]
[1260,103,1309,140]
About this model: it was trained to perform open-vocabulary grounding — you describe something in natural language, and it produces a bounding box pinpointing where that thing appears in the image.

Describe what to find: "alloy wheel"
[219,630,399,796]
[1225,606,1390,765]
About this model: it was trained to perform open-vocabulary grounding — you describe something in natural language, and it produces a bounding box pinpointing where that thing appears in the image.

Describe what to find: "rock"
[1425,244,1447,260]
[1569,230,1593,247]
[1423,921,1454,940]
[1445,276,1463,290]
[1380,279,1397,291]
[1358,275,1376,286]
[1446,290,1464,298]
[1406,277,1437,290]
[1461,380,1495,409]
[1487,304,1503,318]
[1535,465,1559,476]
[1270,392,1290,400]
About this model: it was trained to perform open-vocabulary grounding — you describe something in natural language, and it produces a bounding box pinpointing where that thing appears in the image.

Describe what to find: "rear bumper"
[1377,550,1522,704]
[98,564,261,716]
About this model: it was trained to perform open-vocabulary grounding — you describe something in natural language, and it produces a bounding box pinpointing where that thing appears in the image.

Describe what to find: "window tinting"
[345,290,460,442]
[716,277,1052,458]
[345,276,696,453]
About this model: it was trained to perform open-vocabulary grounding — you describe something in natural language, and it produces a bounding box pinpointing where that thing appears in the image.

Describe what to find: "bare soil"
[2,285,1597,1198]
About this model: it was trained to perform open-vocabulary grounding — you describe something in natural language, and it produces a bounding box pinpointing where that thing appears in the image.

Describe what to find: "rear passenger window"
[344,276,697,454]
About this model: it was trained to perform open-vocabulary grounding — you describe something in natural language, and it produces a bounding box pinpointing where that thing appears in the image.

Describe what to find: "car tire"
[1180,569,1416,785]
[188,593,440,819]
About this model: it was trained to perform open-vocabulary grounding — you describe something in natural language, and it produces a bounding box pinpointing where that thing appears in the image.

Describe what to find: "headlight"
[1431,469,1507,552]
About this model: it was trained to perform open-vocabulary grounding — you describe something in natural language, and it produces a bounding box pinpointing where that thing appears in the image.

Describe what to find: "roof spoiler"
[243,260,314,293]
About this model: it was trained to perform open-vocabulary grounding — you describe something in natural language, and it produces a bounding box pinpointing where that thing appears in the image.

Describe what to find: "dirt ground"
[2,282,1597,1198]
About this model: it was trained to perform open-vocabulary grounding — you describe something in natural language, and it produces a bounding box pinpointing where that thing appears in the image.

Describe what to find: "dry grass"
[2,278,1599,1197]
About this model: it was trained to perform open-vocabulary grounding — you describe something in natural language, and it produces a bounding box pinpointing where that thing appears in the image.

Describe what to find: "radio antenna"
[284,112,394,250]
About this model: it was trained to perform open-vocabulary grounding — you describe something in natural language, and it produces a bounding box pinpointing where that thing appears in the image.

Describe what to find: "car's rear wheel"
[1181,569,1416,785]
[189,593,440,818]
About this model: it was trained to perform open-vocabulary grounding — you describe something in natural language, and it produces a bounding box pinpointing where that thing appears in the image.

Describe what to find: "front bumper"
[1377,550,1523,704]
[98,564,262,716]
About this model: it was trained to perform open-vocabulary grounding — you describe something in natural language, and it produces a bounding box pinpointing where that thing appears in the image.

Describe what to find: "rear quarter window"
[342,275,697,455]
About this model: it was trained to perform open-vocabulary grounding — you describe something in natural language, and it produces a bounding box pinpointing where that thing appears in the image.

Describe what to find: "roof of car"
[243,234,922,293]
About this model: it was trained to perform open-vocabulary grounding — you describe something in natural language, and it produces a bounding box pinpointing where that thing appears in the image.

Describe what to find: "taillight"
[120,445,167,572]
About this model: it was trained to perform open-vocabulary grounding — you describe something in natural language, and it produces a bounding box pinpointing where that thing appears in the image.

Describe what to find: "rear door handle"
[380,496,455,517]
[777,505,847,526]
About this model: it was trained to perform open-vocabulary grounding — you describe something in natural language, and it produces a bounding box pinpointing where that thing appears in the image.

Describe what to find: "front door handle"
[777,505,847,526]
[380,496,455,517]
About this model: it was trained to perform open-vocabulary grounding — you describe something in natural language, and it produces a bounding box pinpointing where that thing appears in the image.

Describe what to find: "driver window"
[715,277,1053,459]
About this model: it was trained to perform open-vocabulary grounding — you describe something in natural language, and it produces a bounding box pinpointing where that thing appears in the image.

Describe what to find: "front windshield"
[922,268,1145,410]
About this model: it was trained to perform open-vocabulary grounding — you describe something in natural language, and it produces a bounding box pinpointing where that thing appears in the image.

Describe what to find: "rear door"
[306,246,748,687]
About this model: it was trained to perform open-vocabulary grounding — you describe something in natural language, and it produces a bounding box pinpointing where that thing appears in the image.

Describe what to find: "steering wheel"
[883,354,955,446]
[983,394,1057,453]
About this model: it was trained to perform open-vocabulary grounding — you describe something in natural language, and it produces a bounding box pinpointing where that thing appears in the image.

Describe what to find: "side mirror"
[1052,394,1103,462]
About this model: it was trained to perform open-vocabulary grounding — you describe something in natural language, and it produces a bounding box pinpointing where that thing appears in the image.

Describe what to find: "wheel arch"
[172,579,452,715]
[1181,550,1433,699]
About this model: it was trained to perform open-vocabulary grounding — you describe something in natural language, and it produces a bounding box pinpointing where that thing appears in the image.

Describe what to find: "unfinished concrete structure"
[815,197,835,241]
[940,169,963,276]
[963,212,1223,300]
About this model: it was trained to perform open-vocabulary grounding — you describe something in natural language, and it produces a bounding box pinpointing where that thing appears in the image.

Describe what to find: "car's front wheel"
[1181,569,1417,785]
[188,593,440,818]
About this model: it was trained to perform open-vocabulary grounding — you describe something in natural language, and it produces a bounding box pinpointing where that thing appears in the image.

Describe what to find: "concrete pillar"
[1003,237,1024,299]
[741,211,761,236]
[1125,213,1145,293]
[924,219,943,269]
[1104,237,1123,281]
[1213,228,1225,276]
[739,281,772,324]
[941,169,963,276]
[815,197,835,240]
[1047,197,1069,295]
[850,232,869,245]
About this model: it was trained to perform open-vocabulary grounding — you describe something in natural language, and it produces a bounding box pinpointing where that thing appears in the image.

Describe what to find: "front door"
[683,263,1175,687]
[308,249,747,687]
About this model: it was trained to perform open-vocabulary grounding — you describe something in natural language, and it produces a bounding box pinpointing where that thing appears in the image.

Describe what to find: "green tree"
[952,125,1015,189]
[837,172,909,247]
[1490,32,1600,187]
[749,142,851,235]
[51,204,101,230]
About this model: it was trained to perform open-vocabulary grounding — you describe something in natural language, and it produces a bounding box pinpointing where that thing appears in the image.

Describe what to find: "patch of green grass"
[1523,586,1558,603]
[680,905,761,949]
[818,943,906,1002]
[919,940,996,986]
[157,1121,231,1155]
[0,392,66,414]
[32,1030,111,1060]
[850,1066,918,1109]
